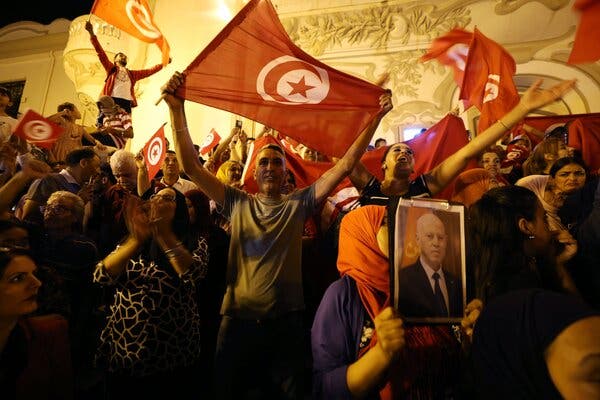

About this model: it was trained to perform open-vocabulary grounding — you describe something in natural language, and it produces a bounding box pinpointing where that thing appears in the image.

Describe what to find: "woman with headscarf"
[517,156,588,231]
[312,205,461,399]
[93,187,208,399]
[215,159,244,188]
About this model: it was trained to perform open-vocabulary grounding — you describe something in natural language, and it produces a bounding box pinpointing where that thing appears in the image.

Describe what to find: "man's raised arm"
[161,72,226,205]
[314,91,392,204]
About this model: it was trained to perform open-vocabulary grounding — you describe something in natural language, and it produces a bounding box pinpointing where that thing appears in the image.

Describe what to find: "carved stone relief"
[276,0,595,136]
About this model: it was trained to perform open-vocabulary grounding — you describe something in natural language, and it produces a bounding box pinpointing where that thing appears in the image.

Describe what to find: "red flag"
[568,0,600,64]
[142,124,167,180]
[199,128,221,156]
[178,0,385,158]
[421,28,472,88]
[568,117,600,172]
[13,109,64,149]
[460,28,519,133]
[91,0,170,66]
[405,114,473,200]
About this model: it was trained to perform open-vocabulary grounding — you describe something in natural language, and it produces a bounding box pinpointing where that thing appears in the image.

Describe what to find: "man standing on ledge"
[398,213,462,318]
[161,71,391,399]
[85,20,169,115]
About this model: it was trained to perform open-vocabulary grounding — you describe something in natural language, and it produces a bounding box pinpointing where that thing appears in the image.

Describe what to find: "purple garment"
[311,275,375,399]
[471,289,599,399]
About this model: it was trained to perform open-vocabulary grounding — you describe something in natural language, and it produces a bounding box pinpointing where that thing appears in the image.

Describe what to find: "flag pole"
[155,92,166,106]
[88,0,98,21]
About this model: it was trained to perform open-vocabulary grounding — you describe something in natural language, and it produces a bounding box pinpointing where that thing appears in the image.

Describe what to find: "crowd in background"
[0,67,599,400]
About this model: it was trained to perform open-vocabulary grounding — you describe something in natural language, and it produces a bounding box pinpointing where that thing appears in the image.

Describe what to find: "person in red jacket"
[85,20,170,115]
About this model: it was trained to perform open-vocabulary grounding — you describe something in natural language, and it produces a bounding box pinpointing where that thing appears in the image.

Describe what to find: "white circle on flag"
[200,132,214,148]
[147,137,163,166]
[126,0,162,40]
[24,120,52,141]
[256,56,330,105]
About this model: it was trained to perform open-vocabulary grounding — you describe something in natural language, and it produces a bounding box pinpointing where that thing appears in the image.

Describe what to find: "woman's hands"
[461,298,484,342]
[374,307,405,362]
[148,193,176,238]
[555,229,578,266]
[124,196,152,244]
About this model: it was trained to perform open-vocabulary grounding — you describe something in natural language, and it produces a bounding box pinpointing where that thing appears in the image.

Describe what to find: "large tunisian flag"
[460,28,519,134]
[91,0,170,66]
[177,0,385,158]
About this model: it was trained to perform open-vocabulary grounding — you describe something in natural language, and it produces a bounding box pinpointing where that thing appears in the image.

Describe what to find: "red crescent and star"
[287,76,315,97]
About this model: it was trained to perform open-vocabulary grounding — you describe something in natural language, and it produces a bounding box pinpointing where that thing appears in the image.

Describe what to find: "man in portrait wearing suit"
[398,213,462,318]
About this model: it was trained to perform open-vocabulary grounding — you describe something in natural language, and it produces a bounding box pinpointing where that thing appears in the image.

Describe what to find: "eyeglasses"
[150,193,176,202]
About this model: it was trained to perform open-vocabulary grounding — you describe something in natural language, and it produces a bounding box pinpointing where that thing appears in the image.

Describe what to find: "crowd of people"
[0,61,599,400]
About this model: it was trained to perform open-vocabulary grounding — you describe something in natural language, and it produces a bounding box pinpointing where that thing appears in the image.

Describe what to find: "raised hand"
[161,72,185,109]
[378,91,393,117]
[134,151,147,170]
[519,79,577,113]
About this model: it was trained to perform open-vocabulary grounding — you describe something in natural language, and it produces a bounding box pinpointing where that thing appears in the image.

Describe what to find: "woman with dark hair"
[517,156,588,231]
[468,185,579,301]
[0,247,74,399]
[93,187,208,398]
[464,185,600,399]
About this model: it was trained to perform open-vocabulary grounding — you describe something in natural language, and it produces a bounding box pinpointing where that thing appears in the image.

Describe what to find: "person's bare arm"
[346,307,405,397]
[425,79,577,196]
[20,199,41,221]
[314,92,392,204]
[348,159,374,192]
[161,72,226,205]
[208,128,238,168]
[135,152,150,196]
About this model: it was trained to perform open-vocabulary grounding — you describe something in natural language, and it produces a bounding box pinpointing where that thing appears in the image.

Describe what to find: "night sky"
[0,1,96,29]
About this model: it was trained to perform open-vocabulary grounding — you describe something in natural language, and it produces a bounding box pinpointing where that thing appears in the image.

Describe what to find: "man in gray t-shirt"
[163,71,392,400]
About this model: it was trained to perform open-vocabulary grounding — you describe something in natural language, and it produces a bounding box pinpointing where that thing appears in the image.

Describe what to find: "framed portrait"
[388,196,467,324]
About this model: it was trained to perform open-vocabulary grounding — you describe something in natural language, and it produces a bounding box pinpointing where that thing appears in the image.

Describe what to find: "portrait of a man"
[397,212,463,319]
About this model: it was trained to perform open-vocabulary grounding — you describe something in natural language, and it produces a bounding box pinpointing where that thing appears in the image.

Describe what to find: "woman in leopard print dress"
[93,187,209,399]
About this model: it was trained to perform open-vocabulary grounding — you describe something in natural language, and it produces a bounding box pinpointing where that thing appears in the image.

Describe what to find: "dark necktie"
[432,272,448,316]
